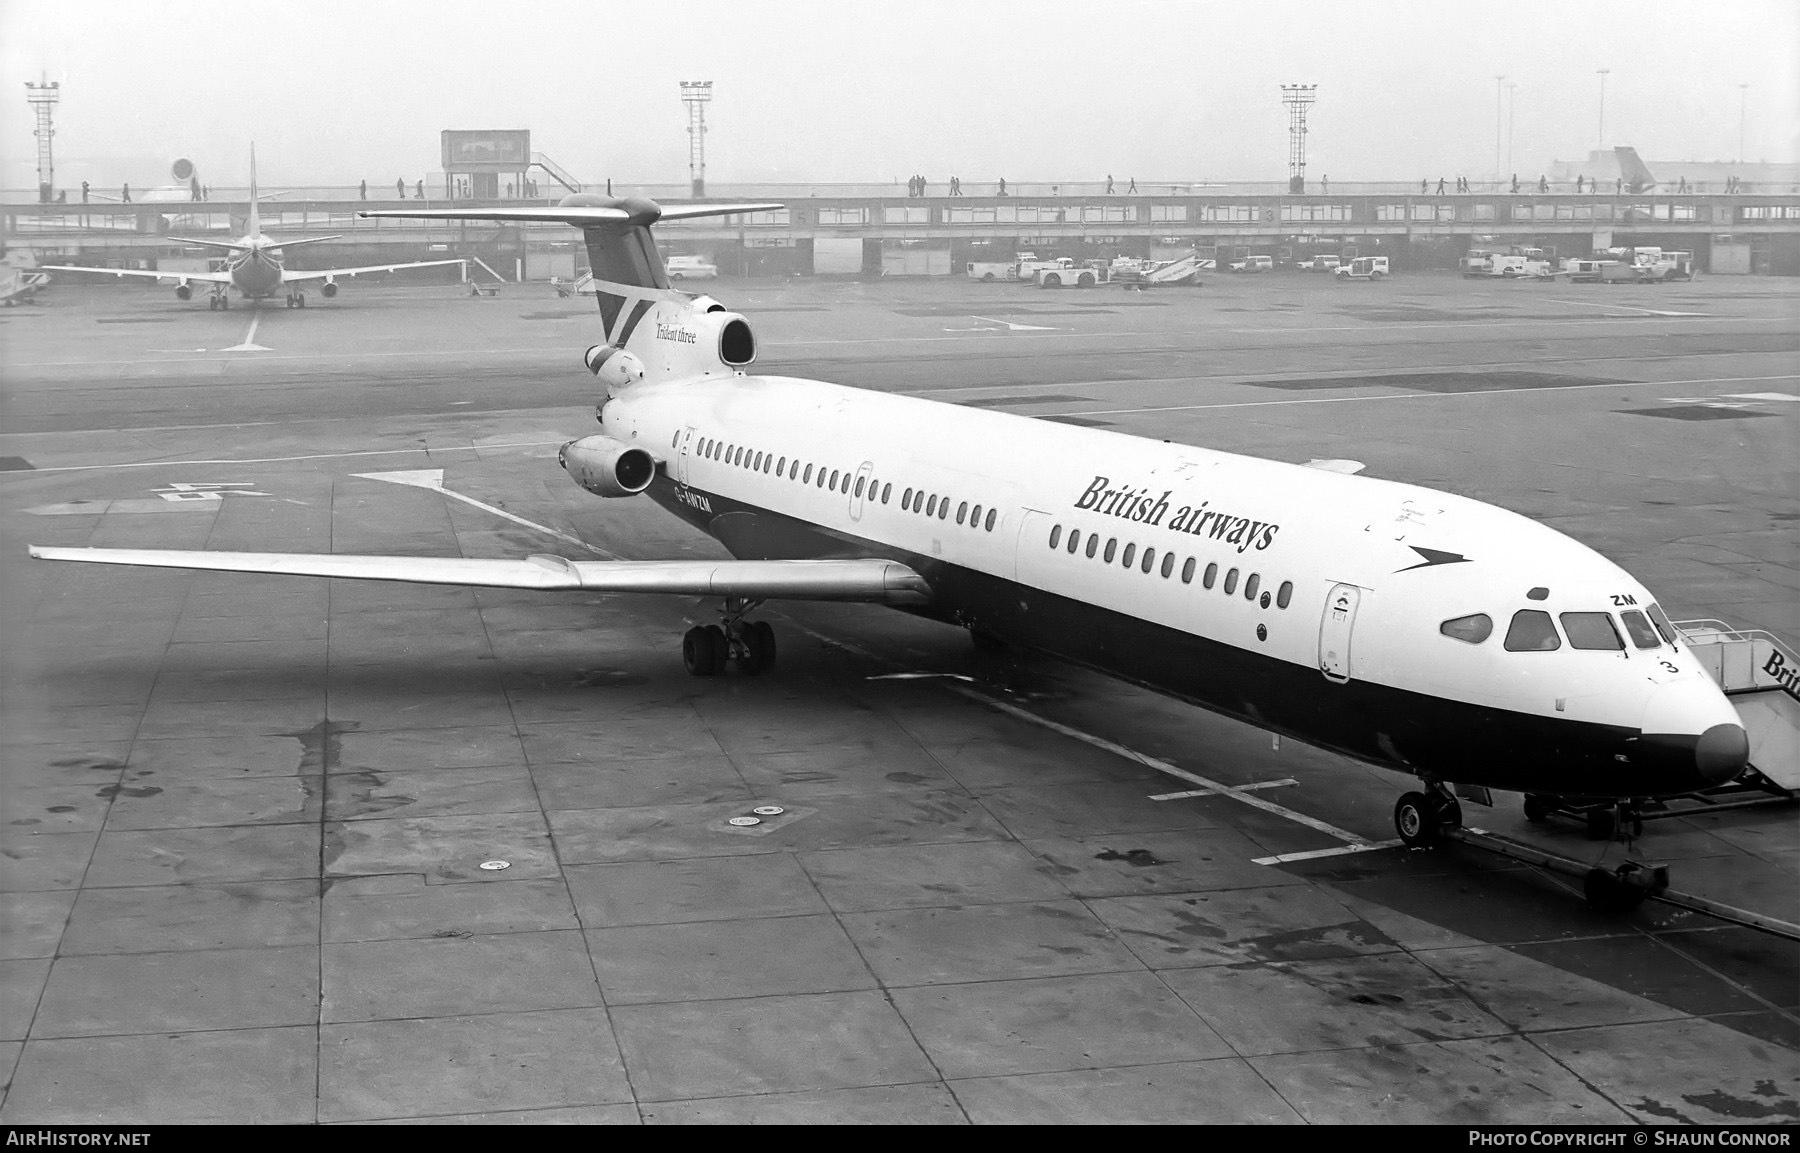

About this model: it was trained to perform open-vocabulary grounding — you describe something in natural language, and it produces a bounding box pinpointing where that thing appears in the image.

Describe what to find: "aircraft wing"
[280,258,466,284]
[39,265,235,285]
[26,547,933,604]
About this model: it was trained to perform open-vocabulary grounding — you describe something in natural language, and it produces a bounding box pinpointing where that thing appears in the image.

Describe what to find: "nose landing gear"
[682,597,776,676]
[284,291,306,309]
[1393,781,1464,848]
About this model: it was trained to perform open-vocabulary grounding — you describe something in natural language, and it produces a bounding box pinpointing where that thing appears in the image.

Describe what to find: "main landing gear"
[682,597,777,677]
[1393,781,1463,848]
[207,291,230,311]
[284,291,307,309]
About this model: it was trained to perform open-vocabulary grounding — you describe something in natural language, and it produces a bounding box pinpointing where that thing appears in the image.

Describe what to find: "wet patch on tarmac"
[1621,405,1779,421]
[1253,370,1614,392]
[959,394,1095,408]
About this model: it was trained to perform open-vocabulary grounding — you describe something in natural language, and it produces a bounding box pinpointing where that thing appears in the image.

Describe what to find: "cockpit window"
[1560,612,1624,651]
[1504,610,1561,652]
[1439,614,1493,644]
[1619,610,1661,649]
[1647,603,1679,646]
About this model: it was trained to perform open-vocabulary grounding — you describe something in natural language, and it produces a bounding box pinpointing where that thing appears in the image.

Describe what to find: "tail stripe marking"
[617,299,656,346]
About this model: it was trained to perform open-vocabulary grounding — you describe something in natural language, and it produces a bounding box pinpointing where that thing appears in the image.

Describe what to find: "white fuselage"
[587,311,1743,799]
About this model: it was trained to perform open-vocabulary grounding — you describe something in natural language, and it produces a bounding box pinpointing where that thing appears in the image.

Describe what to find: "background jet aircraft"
[42,149,463,309]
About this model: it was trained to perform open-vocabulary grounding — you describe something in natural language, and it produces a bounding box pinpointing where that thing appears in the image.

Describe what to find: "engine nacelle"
[583,344,646,394]
[558,434,656,498]
[175,283,192,301]
[321,281,339,298]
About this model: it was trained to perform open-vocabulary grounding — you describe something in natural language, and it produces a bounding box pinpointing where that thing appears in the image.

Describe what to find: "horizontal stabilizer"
[27,547,931,604]
[359,201,782,228]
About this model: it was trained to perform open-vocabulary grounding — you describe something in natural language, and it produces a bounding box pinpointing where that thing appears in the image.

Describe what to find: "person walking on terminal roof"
[1127,176,1137,193]
[1319,175,1327,193]
[997,177,1007,196]
[416,179,424,199]
[359,179,367,200]
[1511,173,1520,193]
[1105,174,1114,193]
[80,180,88,203]
[1539,174,1549,193]
[121,183,130,202]
[397,177,406,198]
[1436,177,1446,194]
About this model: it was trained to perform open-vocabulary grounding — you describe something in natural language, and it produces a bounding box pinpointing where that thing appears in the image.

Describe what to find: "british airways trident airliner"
[28,194,1749,848]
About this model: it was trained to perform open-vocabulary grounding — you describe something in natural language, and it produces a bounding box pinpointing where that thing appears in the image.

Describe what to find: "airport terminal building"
[7,181,1799,281]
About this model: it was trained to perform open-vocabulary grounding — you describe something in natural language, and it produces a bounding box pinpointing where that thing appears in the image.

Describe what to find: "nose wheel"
[284,291,306,308]
[682,598,776,676]
[1394,783,1463,848]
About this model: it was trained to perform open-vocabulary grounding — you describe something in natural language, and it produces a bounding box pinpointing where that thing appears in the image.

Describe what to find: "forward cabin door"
[1318,583,1364,683]
[675,426,696,485]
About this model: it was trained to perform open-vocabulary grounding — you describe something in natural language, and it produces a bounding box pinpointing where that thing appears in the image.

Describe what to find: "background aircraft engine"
[175,284,192,301]
[559,434,656,497]
[321,282,338,298]
[584,344,647,394]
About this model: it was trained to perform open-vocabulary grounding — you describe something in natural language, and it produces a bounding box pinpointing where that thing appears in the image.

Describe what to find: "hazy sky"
[4,0,1795,189]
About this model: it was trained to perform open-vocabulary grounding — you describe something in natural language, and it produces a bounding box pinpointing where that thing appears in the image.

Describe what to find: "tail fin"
[358,194,781,348]
[247,143,262,238]
[1615,147,1657,193]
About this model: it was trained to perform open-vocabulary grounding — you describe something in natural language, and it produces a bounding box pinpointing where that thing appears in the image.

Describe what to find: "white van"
[666,255,719,280]
[1228,255,1273,272]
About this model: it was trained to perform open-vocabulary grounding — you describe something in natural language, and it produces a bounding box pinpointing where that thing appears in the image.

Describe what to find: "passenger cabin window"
[1181,557,1196,583]
[882,484,892,504]
[1161,553,1175,579]
[1086,535,1099,558]
[1067,529,1081,554]
[1560,612,1624,651]
[1223,568,1239,595]
[984,509,997,531]
[1104,539,1117,563]
[1122,543,1136,567]
[1620,610,1660,649]
[956,501,968,524]
[1439,614,1493,644]
[1049,525,1062,549]
[1504,610,1561,651]
[1277,581,1293,609]
[1203,562,1218,589]
[1140,547,1155,573]
[1244,573,1259,600]
[855,477,865,497]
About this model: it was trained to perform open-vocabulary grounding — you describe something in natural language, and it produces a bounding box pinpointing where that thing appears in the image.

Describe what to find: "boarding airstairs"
[530,153,582,195]
[1676,619,1800,795]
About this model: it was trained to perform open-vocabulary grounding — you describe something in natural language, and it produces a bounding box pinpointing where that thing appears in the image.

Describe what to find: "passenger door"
[674,426,696,485]
[1318,583,1364,683]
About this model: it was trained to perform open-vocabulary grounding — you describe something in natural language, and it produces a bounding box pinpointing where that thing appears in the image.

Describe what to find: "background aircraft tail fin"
[1615,146,1657,193]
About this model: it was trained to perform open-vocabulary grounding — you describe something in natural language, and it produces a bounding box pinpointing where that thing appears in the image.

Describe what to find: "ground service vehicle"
[1297,254,1342,272]
[1461,246,1554,280]
[966,261,1016,281]
[1334,256,1389,280]
[1228,255,1273,272]
[665,255,718,280]
[1036,260,1107,288]
[1115,251,1209,289]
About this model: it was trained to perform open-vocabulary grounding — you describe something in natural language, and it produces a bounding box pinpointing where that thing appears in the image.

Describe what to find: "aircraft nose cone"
[1694,722,1749,787]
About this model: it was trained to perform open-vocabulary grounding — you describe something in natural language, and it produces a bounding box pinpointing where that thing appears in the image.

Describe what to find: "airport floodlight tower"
[680,80,713,198]
[1280,84,1316,193]
[25,74,60,203]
